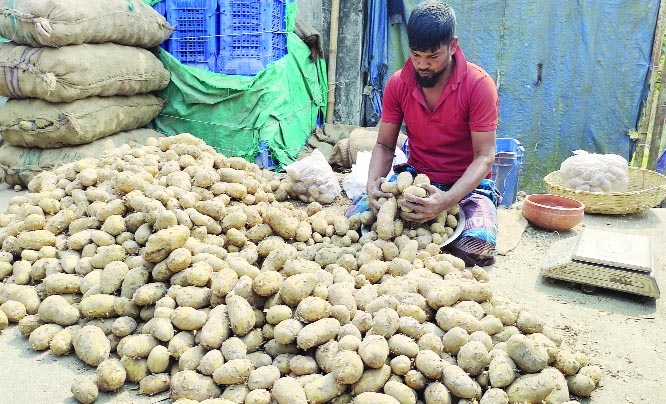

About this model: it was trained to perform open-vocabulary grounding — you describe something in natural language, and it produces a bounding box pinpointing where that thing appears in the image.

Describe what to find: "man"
[366,0,500,266]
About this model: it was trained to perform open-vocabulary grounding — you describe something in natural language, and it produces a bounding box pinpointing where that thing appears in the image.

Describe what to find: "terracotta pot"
[522,194,585,231]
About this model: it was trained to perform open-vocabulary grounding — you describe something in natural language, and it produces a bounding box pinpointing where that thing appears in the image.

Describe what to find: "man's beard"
[414,68,445,88]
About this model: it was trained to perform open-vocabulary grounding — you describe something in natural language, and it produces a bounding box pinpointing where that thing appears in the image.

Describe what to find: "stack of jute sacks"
[0,0,174,186]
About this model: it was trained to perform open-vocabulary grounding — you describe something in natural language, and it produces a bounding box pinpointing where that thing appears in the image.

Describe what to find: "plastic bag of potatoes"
[559,150,628,192]
[284,149,342,204]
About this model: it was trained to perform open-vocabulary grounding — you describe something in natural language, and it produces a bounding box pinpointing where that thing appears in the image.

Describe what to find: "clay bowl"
[522,193,585,231]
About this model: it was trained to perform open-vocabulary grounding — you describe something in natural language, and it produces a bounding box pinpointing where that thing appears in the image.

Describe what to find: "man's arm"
[400,130,496,222]
[366,121,402,213]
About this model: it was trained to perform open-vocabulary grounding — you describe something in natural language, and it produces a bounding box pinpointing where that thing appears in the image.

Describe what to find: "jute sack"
[330,128,407,168]
[0,94,165,148]
[0,128,164,187]
[0,0,173,48]
[0,42,171,102]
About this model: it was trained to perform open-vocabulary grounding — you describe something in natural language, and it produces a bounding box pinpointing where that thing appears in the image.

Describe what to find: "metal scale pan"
[540,228,660,298]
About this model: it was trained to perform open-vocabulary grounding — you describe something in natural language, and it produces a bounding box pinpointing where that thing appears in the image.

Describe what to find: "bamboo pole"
[635,0,666,166]
[648,83,666,170]
[325,0,340,124]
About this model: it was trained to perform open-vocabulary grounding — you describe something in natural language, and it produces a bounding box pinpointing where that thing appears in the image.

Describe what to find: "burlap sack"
[0,0,173,48]
[0,94,165,148]
[330,128,407,168]
[0,42,171,102]
[0,128,164,187]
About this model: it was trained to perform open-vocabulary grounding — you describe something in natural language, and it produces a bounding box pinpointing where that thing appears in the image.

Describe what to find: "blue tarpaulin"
[366,0,660,192]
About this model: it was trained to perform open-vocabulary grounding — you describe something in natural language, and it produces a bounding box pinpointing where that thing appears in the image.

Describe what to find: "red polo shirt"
[381,47,498,184]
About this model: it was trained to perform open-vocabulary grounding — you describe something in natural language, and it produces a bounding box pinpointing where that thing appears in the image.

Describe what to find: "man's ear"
[449,37,459,53]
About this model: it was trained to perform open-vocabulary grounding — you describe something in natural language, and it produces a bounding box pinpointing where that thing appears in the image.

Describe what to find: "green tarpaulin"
[147,0,327,169]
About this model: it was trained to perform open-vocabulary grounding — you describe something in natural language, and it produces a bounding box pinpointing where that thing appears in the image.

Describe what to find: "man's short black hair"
[407,1,456,52]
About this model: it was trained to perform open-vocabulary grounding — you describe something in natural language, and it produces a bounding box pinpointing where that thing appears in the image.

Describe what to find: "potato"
[226,294,255,336]
[214,338,245,362]
[295,296,331,323]
[121,356,150,383]
[96,358,127,392]
[117,334,159,359]
[480,387,509,404]
[578,365,602,385]
[442,364,482,399]
[245,389,272,404]
[264,207,298,239]
[139,374,171,396]
[212,358,254,385]
[197,349,224,376]
[457,341,491,376]
[72,325,111,366]
[383,380,417,404]
[17,230,56,251]
[210,268,239,297]
[332,350,364,384]
[147,345,171,374]
[304,372,347,404]
[279,272,318,307]
[436,307,482,334]
[71,376,99,404]
[120,267,150,299]
[415,349,444,379]
[199,304,231,349]
[170,370,221,401]
[352,392,401,404]
[352,364,392,395]
[376,197,398,241]
[171,306,208,331]
[289,355,319,376]
[17,314,43,336]
[247,365,281,390]
[47,324,75,355]
[252,270,284,297]
[43,273,81,295]
[314,340,340,373]
[266,305,293,325]
[506,371,556,403]
[142,225,191,263]
[488,350,517,388]
[271,377,308,404]
[35,295,79,326]
[296,318,341,350]
[506,334,549,373]
[29,323,64,351]
[178,345,206,371]
[1,284,41,314]
[566,373,596,397]
[516,310,545,334]
[389,355,411,376]
[371,308,400,338]
[358,334,390,368]
[423,382,452,404]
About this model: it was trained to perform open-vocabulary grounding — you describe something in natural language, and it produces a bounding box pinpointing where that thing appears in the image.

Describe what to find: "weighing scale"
[540,228,660,299]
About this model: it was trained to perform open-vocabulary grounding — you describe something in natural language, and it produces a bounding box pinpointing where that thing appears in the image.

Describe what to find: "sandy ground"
[0,182,664,403]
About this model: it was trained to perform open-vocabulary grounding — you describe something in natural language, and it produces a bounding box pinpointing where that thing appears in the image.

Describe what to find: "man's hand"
[367,177,394,214]
[398,184,456,223]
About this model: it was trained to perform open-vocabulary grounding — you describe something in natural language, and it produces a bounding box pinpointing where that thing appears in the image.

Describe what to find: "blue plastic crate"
[492,138,525,207]
[217,0,288,76]
[153,1,167,16]
[166,0,218,71]
[255,141,277,169]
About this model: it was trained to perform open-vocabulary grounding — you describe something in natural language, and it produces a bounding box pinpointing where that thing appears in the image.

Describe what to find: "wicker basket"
[543,167,666,214]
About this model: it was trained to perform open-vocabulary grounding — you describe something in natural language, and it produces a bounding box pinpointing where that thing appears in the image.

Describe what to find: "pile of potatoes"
[0,133,602,404]
[356,171,461,248]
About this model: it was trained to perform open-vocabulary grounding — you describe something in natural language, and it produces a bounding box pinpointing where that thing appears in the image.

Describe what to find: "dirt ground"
[0,184,664,403]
